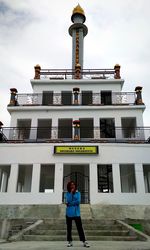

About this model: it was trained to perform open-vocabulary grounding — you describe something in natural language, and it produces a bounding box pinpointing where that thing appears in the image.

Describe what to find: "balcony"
[11,92,137,106]
[34,67,119,80]
[0,127,150,143]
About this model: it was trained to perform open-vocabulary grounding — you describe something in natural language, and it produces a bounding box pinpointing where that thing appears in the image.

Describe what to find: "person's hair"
[67,181,77,192]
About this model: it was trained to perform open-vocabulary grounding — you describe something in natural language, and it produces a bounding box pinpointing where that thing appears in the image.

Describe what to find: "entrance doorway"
[63,164,89,204]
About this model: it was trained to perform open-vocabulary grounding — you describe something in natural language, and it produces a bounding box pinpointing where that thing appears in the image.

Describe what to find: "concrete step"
[41,219,117,225]
[36,224,123,230]
[23,235,139,241]
[27,229,130,236]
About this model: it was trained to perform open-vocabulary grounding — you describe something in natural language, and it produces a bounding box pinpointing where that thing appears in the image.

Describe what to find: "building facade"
[0,5,150,206]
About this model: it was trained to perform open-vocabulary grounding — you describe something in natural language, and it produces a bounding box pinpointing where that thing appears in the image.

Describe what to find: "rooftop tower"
[69,4,88,71]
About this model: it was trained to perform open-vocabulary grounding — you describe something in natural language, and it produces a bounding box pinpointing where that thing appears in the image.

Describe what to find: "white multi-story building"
[0,4,150,206]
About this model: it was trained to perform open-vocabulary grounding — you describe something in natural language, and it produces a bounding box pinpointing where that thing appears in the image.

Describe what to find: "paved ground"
[0,241,150,250]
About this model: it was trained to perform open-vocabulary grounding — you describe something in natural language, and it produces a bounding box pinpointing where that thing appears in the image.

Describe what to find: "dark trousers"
[66,216,86,242]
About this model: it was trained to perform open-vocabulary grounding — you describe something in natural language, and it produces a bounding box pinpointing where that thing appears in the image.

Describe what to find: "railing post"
[8,88,18,106]
[73,87,80,104]
[34,64,41,79]
[73,120,80,140]
[114,64,121,79]
[135,86,144,105]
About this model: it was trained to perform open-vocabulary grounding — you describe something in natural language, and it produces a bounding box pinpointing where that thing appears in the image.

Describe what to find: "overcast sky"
[0,0,150,126]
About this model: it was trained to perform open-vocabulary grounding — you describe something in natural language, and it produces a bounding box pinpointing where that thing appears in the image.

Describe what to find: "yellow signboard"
[54,146,98,154]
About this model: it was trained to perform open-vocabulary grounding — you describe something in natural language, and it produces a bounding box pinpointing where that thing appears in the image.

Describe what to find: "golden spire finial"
[72,4,85,16]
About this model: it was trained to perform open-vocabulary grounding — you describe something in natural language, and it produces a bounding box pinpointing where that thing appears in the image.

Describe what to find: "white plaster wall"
[31,79,124,92]
[0,143,150,205]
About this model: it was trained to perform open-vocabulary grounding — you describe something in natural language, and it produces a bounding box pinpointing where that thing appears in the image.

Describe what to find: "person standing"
[65,181,90,247]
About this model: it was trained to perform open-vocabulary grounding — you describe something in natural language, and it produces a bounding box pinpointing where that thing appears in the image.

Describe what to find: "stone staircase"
[23,217,140,241]
[7,205,147,242]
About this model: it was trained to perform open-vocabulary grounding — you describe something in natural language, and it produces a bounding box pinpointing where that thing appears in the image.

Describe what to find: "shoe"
[67,241,73,247]
[83,241,90,248]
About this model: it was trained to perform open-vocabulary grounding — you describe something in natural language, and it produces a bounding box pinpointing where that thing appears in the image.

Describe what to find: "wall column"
[51,117,58,140]
[31,163,41,193]
[8,164,18,193]
[94,117,100,139]
[135,164,145,194]
[54,163,63,204]
[30,117,37,140]
[89,163,98,204]
[112,163,121,193]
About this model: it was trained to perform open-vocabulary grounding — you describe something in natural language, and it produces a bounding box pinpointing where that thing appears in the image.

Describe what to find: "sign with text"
[54,146,98,154]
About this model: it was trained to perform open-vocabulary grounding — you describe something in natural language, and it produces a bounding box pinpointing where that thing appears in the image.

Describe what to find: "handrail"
[11,92,136,106]
[0,126,150,143]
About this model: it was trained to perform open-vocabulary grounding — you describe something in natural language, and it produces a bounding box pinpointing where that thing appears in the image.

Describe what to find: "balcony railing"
[39,68,116,80]
[13,92,136,106]
[0,127,150,143]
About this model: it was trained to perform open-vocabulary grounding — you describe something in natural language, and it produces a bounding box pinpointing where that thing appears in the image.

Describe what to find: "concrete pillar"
[31,164,41,193]
[89,163,98,204]
[115,117,122,140]
[51,118,58,140]
[8,164,18,193]
[30,117,37,140]
[94,117,100,140]
[54,163,63,204]
[112,164,121,193]
[135,164,145,194]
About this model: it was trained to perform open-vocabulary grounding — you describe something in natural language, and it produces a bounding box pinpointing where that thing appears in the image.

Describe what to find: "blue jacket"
[65,191,81,217]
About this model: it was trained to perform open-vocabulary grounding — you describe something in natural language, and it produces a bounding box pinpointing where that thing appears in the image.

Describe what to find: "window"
[17,119,31,140]
[0,165,10,192]
[100,118,115,138]
[143,165,150,193]
[16,165,33,192]
[120,164,136,193]
[121,117,136,138]
[42,91,53,105]
[101,91,112,105]
[61,91,72,105]
[82,91,92,105]
[58,119,72,139]
[37,119,52,139]
[97,165,113,193]
[40,165,55,192]
[80,118,94,139]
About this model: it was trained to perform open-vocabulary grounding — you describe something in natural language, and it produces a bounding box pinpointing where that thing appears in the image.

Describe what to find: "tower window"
[61,91,72,105]
[101,91,112,105]
[100,118,115,138]
[16,165,33,192]
[17,119,31,140]
[80,118,94,139]
[82,91,92,105]
[143,165,150,193]
[58,119,72,139]
[121,117,136,138]
[37,119,52,139]
[42,91,53,105]
[97,165,113,193]
[120,164,136,193]
[40,164,55,193]
[0,165,10,192]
